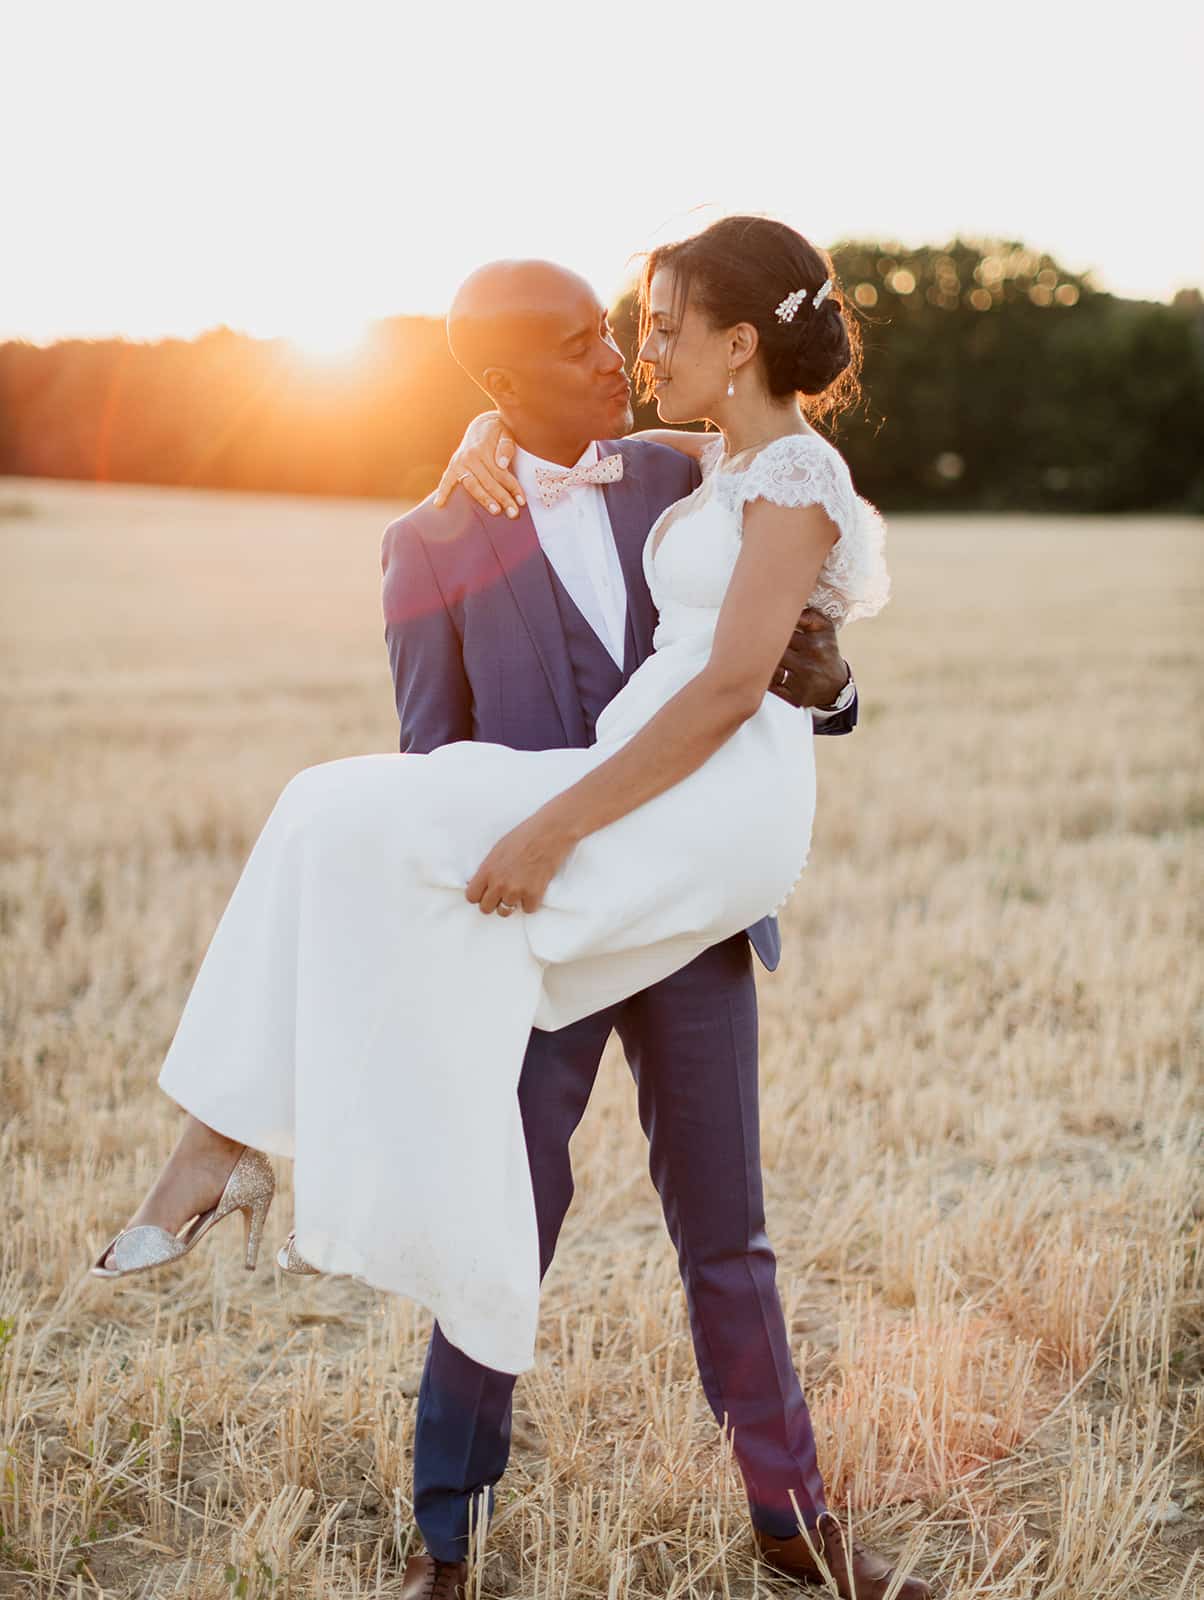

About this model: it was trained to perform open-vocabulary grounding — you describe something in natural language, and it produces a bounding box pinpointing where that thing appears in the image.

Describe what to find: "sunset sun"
[285,314,374,365]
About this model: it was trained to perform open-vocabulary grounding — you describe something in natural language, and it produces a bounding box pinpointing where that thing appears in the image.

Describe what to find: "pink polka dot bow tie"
[533,453,624,510]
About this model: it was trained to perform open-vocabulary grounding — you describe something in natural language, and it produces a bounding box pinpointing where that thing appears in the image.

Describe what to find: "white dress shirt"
[512,440,628,670]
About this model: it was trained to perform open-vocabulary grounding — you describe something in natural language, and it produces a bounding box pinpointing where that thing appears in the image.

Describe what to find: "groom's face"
[506,278,633,442]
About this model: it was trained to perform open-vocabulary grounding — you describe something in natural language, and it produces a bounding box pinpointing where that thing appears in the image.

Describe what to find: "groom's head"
[448,261,633,453]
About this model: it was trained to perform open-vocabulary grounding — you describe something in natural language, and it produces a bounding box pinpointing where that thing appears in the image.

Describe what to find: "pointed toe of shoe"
[89,1224,189,1278]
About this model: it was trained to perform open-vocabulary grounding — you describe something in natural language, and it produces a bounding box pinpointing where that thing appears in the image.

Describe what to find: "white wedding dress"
[156,431,889,1373]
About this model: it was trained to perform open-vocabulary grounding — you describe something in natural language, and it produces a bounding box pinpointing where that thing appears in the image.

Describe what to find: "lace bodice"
[642,431,890,653]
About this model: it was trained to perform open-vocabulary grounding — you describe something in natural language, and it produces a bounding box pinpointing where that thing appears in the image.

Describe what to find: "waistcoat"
[542,554,638,744]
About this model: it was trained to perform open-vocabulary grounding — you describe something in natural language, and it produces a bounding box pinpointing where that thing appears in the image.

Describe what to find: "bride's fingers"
[457,444,524,515]
[466,870,505,915]
[432,442,525,516]
[472,459,525,518]
[432,463,461,509]
[448,463,518,519]
[433,450,506,514]
[467,872,539,915]
[440,456,500,513]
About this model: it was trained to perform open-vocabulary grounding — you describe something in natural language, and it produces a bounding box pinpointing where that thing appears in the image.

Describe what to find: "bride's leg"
[98,763,345,1270]
[99,1115,249,1271]
[148,752,548,1366]
[154,762,323,1157]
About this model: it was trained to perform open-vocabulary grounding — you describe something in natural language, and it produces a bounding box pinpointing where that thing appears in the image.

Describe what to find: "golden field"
[0,476,1200,1598]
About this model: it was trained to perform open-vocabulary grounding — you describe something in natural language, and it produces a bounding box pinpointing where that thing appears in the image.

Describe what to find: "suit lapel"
[472,500,587,746]
[599,440,658,665]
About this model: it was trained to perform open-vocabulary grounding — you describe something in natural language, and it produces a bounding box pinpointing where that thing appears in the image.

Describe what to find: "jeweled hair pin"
[774,277,834,323]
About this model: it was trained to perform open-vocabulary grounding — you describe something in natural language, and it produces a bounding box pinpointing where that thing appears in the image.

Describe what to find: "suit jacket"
[380,437,858,974]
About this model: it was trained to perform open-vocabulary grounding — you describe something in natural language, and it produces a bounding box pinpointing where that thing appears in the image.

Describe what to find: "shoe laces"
[421,1561,464,1600]
[816,1512,867,1564]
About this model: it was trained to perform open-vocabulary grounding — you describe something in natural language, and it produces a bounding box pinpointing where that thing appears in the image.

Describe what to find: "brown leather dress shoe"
[754,1511,932,1598]
[399,1551,468,1599]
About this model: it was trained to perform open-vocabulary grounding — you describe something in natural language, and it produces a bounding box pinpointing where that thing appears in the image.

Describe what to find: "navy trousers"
[411,931,828,1560]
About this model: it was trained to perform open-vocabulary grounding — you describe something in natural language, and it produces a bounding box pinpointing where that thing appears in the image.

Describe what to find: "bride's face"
[637,268,731,424]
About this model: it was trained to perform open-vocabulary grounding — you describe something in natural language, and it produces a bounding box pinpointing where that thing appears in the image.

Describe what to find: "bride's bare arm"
[465,496,839,913]
[625,427,717,462]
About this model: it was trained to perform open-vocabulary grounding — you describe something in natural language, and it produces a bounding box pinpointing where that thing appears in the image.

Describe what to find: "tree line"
[2,238,1201,512]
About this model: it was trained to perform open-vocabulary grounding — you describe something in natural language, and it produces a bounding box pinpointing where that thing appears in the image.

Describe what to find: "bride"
[89,216,889,1377]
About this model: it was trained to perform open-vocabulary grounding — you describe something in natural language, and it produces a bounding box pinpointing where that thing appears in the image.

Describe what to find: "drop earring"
[726,367,736,398]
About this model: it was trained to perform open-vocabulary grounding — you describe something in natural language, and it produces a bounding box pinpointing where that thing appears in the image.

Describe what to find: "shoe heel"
[241,1199,269,1271]
[219,1146,275,1271]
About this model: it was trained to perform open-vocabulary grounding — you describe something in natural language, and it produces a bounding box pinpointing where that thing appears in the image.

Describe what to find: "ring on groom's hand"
[456,471,472,483]
[498,900,518,915]
[775,665,790,688]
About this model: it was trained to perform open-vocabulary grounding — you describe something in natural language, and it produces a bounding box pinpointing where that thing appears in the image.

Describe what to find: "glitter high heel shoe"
[90,1145,276,1278]
[275,1229,320,1275]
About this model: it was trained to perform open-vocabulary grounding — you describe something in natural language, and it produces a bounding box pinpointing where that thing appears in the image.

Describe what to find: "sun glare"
[285,315,374,365]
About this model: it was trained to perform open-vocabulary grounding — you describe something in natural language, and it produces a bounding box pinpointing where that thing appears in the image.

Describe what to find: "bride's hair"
[634,215,863,428]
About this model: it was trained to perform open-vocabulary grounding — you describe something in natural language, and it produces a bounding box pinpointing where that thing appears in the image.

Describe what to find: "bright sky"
[6,1,1200,350]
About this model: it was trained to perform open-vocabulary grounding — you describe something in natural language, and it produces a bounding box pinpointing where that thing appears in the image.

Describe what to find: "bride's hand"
[432,412,526,518]
[466,814,575,916]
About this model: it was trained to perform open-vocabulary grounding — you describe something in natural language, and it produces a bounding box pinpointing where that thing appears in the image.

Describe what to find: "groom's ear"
[481,366,518,407]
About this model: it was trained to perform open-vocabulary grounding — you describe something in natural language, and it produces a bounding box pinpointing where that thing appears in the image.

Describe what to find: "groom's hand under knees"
[768,609,849,710]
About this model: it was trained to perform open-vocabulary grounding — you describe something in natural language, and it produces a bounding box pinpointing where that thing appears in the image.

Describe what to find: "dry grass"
[1,477,1201,1598]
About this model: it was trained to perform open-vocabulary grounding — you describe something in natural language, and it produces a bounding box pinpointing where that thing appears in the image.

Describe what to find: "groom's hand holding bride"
[780,608,851,710]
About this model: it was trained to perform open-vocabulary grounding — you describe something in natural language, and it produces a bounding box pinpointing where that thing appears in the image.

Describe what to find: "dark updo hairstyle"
[635,214,863,429]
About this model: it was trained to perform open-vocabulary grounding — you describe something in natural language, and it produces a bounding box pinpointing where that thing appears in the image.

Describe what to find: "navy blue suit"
[380,437,855,1559]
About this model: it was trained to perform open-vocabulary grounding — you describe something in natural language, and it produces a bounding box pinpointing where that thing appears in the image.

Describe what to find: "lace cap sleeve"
[714,433,890,625]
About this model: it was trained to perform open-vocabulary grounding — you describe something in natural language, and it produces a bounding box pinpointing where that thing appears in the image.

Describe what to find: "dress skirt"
[156,640,815,1373]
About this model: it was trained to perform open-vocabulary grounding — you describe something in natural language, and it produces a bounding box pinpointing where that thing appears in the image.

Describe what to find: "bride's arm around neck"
[628,427,719,462]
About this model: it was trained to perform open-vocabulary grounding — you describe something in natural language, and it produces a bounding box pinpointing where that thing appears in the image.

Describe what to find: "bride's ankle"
[179,1118,244,1160]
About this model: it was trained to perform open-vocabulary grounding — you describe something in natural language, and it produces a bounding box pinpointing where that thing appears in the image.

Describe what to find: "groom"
[380,261,929,1600]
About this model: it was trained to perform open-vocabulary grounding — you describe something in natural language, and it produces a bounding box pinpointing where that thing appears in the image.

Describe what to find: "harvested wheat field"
[0,476,1200,1599]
